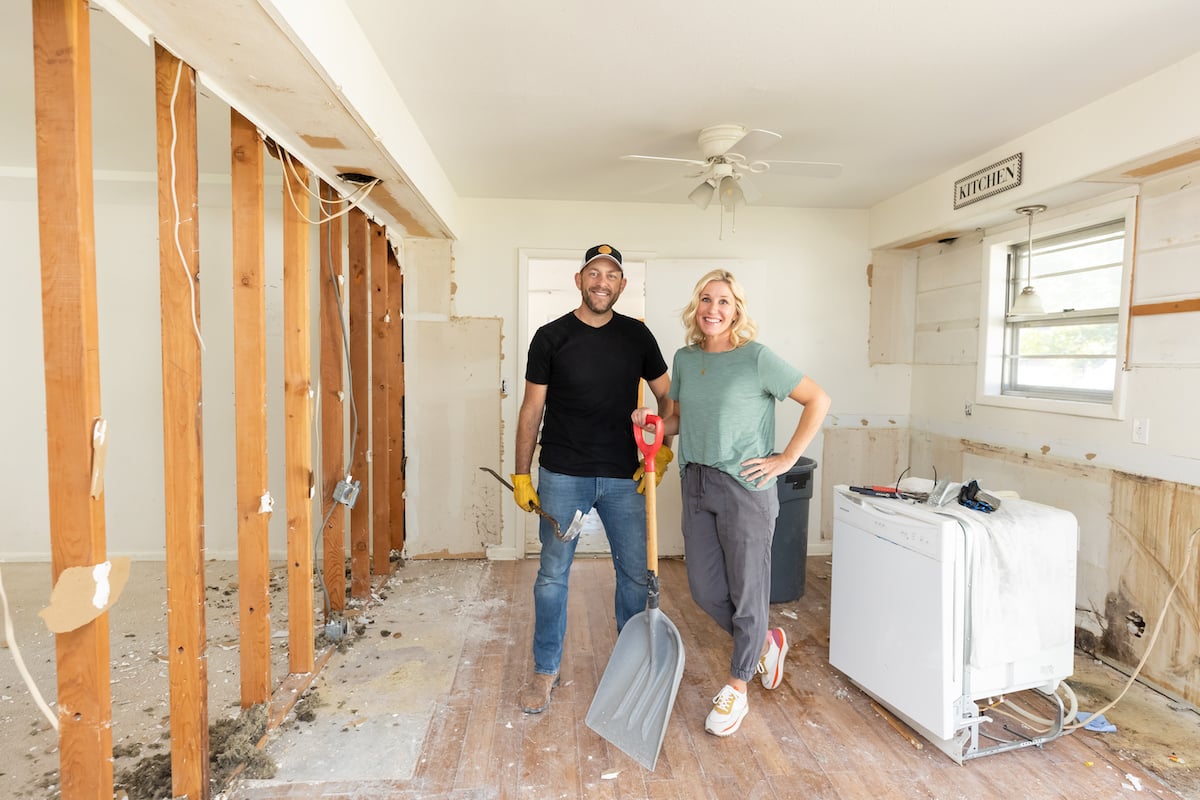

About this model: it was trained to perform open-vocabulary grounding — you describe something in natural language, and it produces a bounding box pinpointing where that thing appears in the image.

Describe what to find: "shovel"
[478,467,586,542]
[585,414,684,771]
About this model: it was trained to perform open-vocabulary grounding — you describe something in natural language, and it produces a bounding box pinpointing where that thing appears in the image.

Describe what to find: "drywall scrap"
[38,557,132,634]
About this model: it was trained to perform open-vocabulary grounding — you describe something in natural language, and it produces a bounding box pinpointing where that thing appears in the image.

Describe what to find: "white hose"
[0,564,59,730]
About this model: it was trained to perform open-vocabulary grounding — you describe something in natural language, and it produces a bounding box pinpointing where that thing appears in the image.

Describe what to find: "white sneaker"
[704,684,748,736]
[758,627,789,690]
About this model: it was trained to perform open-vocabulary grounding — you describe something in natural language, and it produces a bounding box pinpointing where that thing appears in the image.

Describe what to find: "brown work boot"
[518,672,560,714]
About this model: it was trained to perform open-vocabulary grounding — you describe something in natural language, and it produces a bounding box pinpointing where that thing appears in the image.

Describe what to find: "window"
[1003,220,1124,402]
[978,194,1134,419]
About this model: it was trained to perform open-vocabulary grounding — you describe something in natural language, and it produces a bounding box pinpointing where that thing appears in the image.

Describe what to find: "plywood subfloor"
[0,560,293,799]
[227,558,1198,800]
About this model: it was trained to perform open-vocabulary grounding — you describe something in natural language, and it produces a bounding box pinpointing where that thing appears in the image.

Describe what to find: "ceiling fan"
[621,123,842,210]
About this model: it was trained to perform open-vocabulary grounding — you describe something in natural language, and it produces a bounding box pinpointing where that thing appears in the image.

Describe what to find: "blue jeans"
[532,467,648,675]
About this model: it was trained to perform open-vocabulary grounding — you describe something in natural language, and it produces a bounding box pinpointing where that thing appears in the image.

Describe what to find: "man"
[512,243,673,714]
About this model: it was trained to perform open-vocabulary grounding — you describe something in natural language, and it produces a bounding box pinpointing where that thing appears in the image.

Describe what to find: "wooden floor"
[231,557,1185,799]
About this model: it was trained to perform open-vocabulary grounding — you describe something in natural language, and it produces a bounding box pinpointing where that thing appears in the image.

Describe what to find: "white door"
[520,253,647,556]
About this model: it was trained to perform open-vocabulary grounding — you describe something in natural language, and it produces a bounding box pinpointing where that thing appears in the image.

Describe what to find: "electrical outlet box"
[1132,418,1150,445]
[324,619,349,641]
[334,478,361,508]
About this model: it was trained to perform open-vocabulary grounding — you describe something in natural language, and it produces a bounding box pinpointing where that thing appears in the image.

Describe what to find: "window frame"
[977,193,1136,420]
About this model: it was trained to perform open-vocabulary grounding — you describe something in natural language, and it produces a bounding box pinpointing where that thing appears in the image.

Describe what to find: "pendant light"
[1011,205,1047,315]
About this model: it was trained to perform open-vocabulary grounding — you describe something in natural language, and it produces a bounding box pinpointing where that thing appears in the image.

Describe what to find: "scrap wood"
[870,700,924,750]
[266,644,337,729]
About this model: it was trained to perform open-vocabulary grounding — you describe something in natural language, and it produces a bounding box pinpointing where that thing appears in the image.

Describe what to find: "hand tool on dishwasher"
[478,467,585,542]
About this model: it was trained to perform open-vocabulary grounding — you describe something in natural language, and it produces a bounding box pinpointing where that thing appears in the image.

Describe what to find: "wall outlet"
[1132,417,1150,445]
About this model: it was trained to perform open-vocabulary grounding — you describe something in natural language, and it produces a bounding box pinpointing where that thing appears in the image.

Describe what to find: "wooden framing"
[1130,298,1200,316]
[31,2,113,797]
[154,44,210,800]
[387,245,407,553]
[319,181,347,614]
[347,208,372,599]
[282,158,315,674]
[230,109,272,705]
[370,221,391,576]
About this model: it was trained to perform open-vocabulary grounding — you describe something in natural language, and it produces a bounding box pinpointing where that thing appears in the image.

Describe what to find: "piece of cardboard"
[38,557,132,634]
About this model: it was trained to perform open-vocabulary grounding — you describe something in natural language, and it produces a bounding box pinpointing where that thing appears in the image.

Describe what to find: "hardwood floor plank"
[228,557,1190,800]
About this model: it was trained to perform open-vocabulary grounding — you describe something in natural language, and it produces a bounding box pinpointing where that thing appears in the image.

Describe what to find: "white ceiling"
[343,0,1200,209]
[4,1,1200,222]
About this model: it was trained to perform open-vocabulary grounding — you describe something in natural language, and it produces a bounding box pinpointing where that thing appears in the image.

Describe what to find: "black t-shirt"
[526,311,668,478]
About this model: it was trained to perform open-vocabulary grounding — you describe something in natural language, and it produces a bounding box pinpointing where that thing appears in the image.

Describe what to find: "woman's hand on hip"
[740,453,793,488]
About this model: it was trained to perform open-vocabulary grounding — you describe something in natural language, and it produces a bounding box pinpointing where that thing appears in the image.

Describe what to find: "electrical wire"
[0,564,58,730]
[279,148,381,226]
[168,59,205,353]
[309,182,362,623]
[282,150,378,211]
[1060,524,1200,735]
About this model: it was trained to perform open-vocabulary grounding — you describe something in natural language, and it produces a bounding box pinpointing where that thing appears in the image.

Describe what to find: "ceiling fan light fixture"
[719,175,744,211]
[688,179,716,210]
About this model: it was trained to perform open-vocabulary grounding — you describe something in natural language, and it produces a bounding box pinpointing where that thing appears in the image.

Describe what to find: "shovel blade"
[585,607,685,771]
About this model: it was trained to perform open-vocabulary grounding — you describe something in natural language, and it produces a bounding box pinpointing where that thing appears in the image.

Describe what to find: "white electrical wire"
[0,564,59,730]
[1062,524,1200,734]
[168,59,205,353]
[279,149,382,225]
[281,149,379,210]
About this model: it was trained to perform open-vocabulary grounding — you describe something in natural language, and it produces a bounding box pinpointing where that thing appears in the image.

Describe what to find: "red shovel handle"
[633,414,664,472]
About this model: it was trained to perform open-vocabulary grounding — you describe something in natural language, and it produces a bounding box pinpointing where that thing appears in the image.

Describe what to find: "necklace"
[700,338,732,375]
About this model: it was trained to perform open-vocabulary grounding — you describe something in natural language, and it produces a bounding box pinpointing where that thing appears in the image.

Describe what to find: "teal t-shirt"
[668,341,804,490]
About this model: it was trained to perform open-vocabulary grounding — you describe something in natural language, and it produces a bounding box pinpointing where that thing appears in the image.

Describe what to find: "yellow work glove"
[634,445,674,494]
[510,473,540,511]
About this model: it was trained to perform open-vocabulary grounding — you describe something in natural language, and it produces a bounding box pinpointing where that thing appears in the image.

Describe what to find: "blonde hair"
[680,269,758,348]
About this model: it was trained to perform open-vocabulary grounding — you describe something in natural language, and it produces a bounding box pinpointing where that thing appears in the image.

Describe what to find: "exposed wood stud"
[1125,195,1141,369]
[154,43,209,800]
[387,244,406,553]
[231,109,271,706]
[347,208,372,599]
[370,221,391,576]
[283,156,315,674]
[319,181,347,614]
[31,2,113,797]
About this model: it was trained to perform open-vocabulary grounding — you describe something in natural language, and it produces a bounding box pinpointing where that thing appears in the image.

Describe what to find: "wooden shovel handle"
[634,415,663,574]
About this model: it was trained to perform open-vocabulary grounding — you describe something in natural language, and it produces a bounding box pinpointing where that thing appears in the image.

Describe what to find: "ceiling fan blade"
[765,160,843,178]
[726,128,782,161]
[621,154,708,167]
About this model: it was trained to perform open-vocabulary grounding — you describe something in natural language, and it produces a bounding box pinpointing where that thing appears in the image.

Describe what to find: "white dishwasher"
[828,484,1077,763]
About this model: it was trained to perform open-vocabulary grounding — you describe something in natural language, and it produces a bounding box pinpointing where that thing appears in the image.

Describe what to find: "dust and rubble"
[114,703,275,800]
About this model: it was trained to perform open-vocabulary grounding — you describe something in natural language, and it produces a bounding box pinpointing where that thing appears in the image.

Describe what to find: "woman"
[633,269,830,736]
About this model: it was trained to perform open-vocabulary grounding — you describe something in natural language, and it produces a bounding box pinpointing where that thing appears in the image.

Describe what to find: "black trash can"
[770,457,817,604]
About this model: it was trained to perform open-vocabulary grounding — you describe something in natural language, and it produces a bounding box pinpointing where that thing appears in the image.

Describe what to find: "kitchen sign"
[953,153,1022,210]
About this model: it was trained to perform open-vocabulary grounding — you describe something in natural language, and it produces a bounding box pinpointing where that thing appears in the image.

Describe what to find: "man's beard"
[582,289,618,314]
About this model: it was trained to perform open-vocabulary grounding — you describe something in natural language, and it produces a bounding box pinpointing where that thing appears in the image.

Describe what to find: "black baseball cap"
[581,243,622,271]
